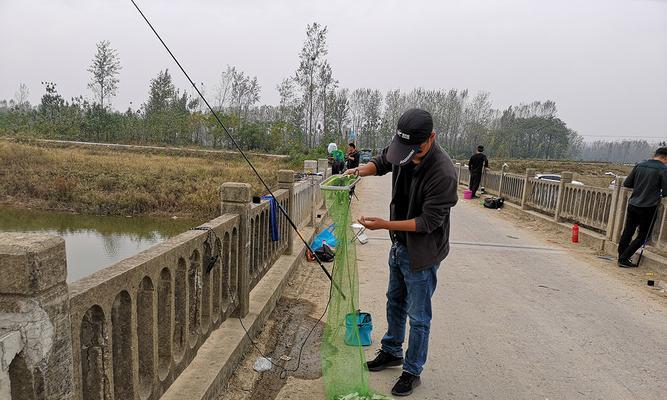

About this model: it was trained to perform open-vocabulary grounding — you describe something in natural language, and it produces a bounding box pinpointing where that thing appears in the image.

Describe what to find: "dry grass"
[0,142,294,218]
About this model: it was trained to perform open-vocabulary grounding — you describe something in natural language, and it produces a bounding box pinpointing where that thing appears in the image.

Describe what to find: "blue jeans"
[381,243,439,376]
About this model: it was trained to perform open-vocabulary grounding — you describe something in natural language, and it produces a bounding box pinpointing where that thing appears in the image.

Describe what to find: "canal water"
[0,207,201,282]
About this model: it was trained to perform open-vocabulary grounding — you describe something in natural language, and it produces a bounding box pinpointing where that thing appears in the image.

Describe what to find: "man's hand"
[345,162,376,177]
[358,216,387,231]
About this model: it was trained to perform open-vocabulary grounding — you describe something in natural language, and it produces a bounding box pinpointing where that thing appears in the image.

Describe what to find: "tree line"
[1,24,659,161]
[578,140,667,164]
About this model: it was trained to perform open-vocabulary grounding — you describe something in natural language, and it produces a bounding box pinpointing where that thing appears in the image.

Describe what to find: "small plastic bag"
[253,357,272,372]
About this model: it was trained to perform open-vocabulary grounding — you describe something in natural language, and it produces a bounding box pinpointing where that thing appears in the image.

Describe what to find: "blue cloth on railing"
[261,196,280,241]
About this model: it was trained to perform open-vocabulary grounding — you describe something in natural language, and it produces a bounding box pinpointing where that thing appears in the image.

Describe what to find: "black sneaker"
[618,259,638,268]
[366,350,403,372]
[391,371,421,396]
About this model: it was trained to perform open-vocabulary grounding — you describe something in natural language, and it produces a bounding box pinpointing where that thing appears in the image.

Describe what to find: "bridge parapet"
[0,233,74,400]
[471,168,666,251]
[1,163,327,400]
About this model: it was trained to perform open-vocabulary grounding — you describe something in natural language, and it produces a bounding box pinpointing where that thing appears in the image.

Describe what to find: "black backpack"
[314,242,335,262]
[483,197,504,209]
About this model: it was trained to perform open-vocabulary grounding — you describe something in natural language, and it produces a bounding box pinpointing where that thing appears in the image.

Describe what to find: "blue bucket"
[344,311,373,346]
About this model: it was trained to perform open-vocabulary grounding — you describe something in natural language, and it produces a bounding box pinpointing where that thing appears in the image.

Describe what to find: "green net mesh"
[320,179,391,400]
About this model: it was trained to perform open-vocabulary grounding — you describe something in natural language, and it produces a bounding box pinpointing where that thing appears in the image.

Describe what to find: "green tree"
[144,69,176,117]
[295,22,328,147]
[87,40,121,109]
[318,60,337,142]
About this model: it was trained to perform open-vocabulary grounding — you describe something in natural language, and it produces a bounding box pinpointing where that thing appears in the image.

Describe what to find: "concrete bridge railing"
[455,163,666,252]
[0,161,327,400]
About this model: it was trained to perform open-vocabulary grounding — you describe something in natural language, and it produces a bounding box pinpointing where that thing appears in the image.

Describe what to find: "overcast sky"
[1,0,665,141]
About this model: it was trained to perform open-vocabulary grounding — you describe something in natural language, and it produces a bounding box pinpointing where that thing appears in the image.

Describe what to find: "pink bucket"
[463,189,473,200]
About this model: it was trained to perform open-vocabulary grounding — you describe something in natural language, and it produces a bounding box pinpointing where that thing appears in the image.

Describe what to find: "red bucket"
[464,189,473,200]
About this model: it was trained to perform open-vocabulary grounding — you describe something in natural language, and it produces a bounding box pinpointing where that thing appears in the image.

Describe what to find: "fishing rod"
[128,0,345,299]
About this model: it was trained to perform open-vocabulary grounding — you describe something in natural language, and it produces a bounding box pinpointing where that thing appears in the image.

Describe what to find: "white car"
[536,174,585,186]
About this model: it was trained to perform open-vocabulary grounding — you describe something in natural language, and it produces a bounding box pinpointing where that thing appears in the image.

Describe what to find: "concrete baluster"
[278,170,295,255]
[0,233,74,400]
[521,168,536,210]
[220,183,252,318]
[611,177,629,243]
[498,164,507,197]
[455,163,461,185]
[554,171,573,222]
[657,198,667,249]
[309,174,317,227]
[302,159,318,227]
[317,159,328,176]
[605,177,623,240]
[303,160,317,175]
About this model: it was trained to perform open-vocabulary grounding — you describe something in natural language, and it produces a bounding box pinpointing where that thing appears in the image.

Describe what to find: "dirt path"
[218,257,330,400]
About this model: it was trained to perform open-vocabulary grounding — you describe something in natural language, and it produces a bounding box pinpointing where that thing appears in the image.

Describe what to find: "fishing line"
[128,0,347,302]
[128,0,348,377]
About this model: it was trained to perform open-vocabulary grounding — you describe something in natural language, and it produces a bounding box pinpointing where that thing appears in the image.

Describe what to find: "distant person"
[617,147,667,268]
[327,142,345,175]
[468,145,489,198]
[346,142,360,170]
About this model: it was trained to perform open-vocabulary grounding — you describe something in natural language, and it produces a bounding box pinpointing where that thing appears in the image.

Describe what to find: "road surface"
[350,174,667,400]
[225,173,667,400]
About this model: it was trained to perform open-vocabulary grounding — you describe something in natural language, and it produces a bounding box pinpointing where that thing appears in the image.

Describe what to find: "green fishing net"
[320,176,391,400]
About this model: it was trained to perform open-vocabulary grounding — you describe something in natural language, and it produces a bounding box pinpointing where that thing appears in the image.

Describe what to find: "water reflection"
[0,207,201,282]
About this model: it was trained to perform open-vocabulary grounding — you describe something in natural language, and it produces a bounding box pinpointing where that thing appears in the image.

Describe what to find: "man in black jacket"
[617,147,667,268]
[346,142,360,170]
[345,108,458,396]
[468,145,489,198]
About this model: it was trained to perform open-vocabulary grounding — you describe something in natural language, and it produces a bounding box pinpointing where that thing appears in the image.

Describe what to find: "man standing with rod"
[345,108,458,396]
[468,145,488,198]
[617,146,667,268]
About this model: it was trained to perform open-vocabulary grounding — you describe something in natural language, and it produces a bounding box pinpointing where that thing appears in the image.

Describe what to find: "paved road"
[272,174,667,400]
[353,174,667,400]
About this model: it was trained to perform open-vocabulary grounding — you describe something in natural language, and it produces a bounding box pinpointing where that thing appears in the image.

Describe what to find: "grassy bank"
[0,142,294,219]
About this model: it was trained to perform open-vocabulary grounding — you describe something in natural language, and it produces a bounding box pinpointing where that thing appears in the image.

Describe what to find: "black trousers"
[618,204,658,260]
[332,160,345,175]
[469,172,482,196]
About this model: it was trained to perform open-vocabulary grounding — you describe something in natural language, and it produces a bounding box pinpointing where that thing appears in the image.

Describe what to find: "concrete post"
[309,174,317,227]
[657,198,667,249]
[455,163,462,185]
[277,170,295,255]
[481,167,487,191]
[303,160,317,175]
[220,183,252,318]
[317,159,328,176]
[554,171,573,221]
[521,168,536,210]
[498,164,507,197]
[611,177,629,243]
[0,233,74,400]
[606,177,623,241]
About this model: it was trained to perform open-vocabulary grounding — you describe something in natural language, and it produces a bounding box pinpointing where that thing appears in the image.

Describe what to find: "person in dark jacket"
[468,145,488,198]
[345,108,458,396]
[617,147,667,268]
[346,142,360,170]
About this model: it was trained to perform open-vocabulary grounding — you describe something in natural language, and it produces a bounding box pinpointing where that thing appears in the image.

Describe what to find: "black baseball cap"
[386,108,433,166]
